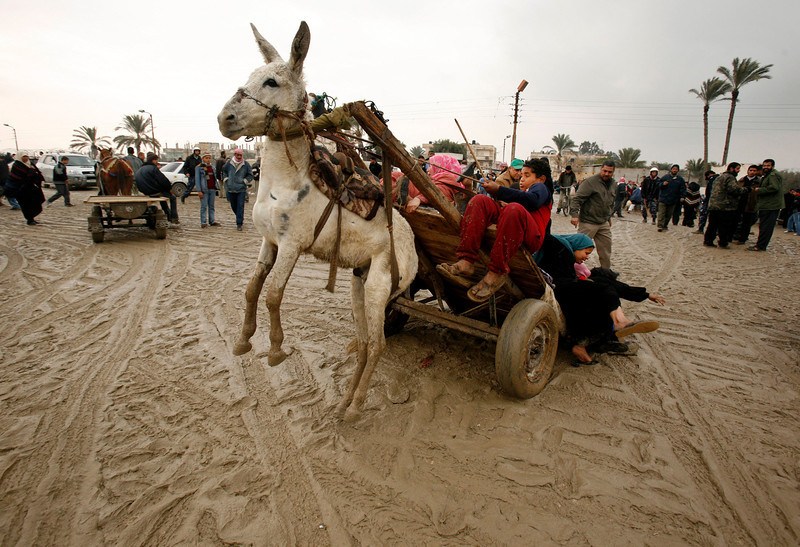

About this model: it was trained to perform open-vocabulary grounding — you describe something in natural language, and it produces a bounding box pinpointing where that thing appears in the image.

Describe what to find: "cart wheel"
[145,206,157,229]
[88,206,104,243]
[154,210,168,239]
[495,299,558,399]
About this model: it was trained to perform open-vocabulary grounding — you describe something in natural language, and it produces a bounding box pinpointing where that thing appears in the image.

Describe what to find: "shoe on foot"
[237,225,243,231]
[65,203,75,207]
[615,320,659,340]
[201,223,208,228]
[703,242,716,247]
[27,220,39,225]
[210,222,220,226]
[747,245,764,251]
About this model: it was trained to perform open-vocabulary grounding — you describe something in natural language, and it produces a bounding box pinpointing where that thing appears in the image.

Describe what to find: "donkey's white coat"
[217,21,417,420]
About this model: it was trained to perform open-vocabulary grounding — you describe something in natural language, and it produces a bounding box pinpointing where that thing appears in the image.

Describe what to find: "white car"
[38,153,98,189]
[159,161,189,184]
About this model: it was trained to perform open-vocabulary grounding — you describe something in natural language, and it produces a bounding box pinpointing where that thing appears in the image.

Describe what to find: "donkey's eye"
[263,78,278,88]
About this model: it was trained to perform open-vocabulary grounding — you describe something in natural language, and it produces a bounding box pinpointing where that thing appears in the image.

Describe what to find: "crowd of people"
[3,145,796,365]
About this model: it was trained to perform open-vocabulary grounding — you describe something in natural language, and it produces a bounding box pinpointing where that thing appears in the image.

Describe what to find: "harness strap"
[312,183,346,293]
[382,152,400,294]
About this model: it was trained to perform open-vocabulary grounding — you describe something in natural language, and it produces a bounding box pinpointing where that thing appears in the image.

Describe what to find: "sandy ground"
[1,189,798,546]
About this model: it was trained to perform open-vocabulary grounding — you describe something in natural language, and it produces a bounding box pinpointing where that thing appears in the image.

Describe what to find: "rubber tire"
[495,299,558,399]
[89,206,104,243]
[154,210,167,239]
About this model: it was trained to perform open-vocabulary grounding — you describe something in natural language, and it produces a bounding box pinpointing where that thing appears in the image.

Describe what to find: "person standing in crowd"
[733,164,761,244]
[222,148,253,231]
[46,156,73,207]
[749,158,784,251]
[6,152,46,225]
[556,165,576,215]
[696,170,717,233]
[612,176,629,218]
[134,152,179,224]
[123,146,143,174]
[2,153,21,209]
[570,160,615,269]
[682,180,702,227]
[496,158,524,189]
[368,158,382,178]
[215,150,227,195]
[656,164,686,232]
[181,147,203,203]
[703,162,747,248]
[195,152,220,228]
[641,167,660,224]
[0,151,10,207]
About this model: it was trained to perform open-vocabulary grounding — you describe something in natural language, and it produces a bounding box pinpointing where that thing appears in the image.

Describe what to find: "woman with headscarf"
[403,153,464,213]
[535,233,664,364]
[7,152,46,225]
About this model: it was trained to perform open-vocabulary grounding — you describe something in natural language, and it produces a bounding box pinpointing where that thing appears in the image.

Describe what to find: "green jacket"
[708,171,747,211]
[756,170,784,211]
[570,174,614,224]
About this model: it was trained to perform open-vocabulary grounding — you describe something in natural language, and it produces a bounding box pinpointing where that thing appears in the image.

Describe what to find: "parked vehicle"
[159,161,189,185]
[38,153,98,189]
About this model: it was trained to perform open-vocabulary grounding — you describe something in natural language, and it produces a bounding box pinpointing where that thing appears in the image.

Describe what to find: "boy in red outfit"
[437,158,553,302]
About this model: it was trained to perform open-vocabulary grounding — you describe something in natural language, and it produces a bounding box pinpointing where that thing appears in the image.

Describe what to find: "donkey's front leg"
[264,246,301,366]
[234,239,276,355]
[342,267,391,422]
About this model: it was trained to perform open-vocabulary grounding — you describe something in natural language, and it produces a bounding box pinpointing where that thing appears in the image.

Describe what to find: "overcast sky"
[2,0,798,169]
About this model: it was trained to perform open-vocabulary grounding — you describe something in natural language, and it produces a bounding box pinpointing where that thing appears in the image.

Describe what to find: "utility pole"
[510,79,528,161]
[3,123,18,152]
[138,109,157,154]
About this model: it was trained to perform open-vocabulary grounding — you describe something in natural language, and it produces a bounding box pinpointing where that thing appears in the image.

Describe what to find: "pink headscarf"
[427,154,462,179]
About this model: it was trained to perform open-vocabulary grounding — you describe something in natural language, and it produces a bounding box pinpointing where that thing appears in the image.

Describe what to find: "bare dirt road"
[1,192,798,545]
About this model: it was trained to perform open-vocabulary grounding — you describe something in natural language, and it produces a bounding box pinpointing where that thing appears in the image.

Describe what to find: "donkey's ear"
[288,21,310,74]
[251,23,282,64]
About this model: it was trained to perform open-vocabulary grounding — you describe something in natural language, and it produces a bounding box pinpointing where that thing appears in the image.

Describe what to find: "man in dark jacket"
[180,147,203,203]
[749,158,784,251]
[703,162,747,248]
[135,152,179,223]
[556,165,577,215]
[641,167,660,224]
[696,170,717,233]
[656,164,686,232]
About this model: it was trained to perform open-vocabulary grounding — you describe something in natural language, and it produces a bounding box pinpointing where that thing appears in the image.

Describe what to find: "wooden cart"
[84,195,170,243]
[348,102,560,399]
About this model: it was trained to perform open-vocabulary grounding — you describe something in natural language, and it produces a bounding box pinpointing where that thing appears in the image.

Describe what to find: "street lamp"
[502,134,511,164]
[3,123,18,152]
[510,79,528,161]
[138,109,158,154]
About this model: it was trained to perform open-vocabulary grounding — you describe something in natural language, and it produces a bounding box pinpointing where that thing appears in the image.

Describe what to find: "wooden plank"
[392,297,499,342]
[85,196,167,205]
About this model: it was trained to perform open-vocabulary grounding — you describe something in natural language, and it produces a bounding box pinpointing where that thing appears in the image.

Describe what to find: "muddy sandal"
[436,263,473,289]
[615,320,660,340]
[467,274,507,303]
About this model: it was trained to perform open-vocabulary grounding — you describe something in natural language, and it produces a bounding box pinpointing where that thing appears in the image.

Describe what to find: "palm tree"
[689,77,731,171]
[617,147,646,168]
[684,158,706,182]
[717,57,773,165]
[70,126,111,159]
[113,114,159,154]
[543,133,576,171]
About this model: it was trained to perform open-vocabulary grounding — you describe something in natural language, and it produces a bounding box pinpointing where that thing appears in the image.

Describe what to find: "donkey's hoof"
[342,405,362,423]
[268,349,289,367]
[233,340,252,356]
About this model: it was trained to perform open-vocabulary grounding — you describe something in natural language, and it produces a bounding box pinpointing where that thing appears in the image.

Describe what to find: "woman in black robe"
[535,233,664,364]
[7,152,45,225]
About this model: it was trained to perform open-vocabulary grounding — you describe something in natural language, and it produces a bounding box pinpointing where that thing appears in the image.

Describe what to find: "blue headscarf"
[553,233,594,253]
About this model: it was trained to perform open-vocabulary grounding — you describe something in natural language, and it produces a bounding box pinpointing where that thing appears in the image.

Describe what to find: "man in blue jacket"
[656,164,686,232]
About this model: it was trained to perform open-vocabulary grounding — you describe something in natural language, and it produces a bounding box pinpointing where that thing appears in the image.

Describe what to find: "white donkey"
[217,21,418,421]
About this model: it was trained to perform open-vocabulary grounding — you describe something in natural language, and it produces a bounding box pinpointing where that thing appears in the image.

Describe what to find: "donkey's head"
[217,21,310,140]
[98,147,113,160]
